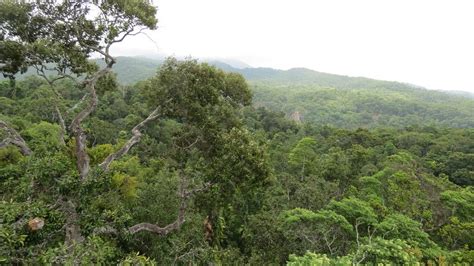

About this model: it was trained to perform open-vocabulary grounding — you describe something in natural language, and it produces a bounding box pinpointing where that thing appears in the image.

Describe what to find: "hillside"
[2,2,474,265]
[1,59,473,264]
[106,57,422,91]
[252,84,474,128]
[108,57,474,128]
[206,61,474,128]
[6,56,474,128]
[4,57,163,85]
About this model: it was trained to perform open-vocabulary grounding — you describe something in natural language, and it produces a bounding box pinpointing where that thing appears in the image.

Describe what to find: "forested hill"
[109,57,474,128]
[252,84,474,128]
[1,0,474,263]
[202,61,474,129]
[211,62,418,91]
[100,57,420,91]
[9,56,473,94]
[7,56,474,128]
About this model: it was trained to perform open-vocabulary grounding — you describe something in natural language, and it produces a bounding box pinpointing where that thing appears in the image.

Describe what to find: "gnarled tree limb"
[128,178,212,235]
[55,106,67,146]
[93,225,118,235]
[57,197,84,247]
[70,63,115,180]
[0,120,32,155]
[69,81,98,180]
[99,106,161,172]
[92,180,212,237]
[33,64,68,145]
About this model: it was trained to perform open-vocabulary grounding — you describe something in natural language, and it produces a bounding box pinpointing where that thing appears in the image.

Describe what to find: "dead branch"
[33,64,69,145]
[57,197,84,247]
[128,177,212,235]
[0,120,32,155]
[67,93,89,114]
[99,106,161,172]
[55,106,67,146]
[93,225,118,235]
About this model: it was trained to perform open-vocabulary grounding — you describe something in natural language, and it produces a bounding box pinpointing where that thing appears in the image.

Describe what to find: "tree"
[288,251,352,266]
[282,208,353,256]
[0,0,202,255]
[441,188,474,222]
[288,137,317,179]
[0,0,157,178]
[1,6,269,259]
[376,214,436,249]
[141,58,269,246]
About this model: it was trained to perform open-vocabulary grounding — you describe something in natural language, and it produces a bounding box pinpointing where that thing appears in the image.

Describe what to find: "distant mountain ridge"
[6,56,473,97]
[105,57,467,96]
[4,56,474,128]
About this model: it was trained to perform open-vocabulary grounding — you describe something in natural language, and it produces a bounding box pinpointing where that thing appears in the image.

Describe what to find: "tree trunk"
[59,198,84,247]
[69,66,112,180]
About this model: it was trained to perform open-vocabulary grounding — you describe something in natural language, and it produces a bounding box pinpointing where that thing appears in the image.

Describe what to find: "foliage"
[40,236,117,265]
[0,2,473,264]
[252,83,474,129]
[288,252,351,266]
[282,208,353,256]
[288,137,317,178]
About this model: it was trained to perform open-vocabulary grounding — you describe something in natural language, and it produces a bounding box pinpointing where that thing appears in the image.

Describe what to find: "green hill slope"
[6,56,474,128]
[211,61,474,129]
[251,84,474,128]
[95,56,162,84]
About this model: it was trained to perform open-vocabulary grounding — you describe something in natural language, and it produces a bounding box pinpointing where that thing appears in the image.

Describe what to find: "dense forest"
[11,55,474,129]
[1,1,473,265]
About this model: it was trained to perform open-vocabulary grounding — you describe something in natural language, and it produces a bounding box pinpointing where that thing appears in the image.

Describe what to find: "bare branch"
[141,31,160,53]
[67,93,89,114]
[33,64,68,145]
[173,136,201,151]
[99,106,162,172]
[0,120,32,155]
[93,225,118,235]
[128,176,187,235]
[128,177,212,235]
[55,106,67,146]
[29,52,80,87]
[323,233,334,255]
[110,27,146,45]
[94,181,212,236]
[355,220,361,248]
[353,219,368,265]
[57,197,84,247]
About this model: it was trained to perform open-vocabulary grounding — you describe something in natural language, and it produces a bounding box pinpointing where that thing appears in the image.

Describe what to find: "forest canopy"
[1,1,473,265]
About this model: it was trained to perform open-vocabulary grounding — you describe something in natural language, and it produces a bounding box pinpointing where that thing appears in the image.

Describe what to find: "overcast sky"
[112,0,474,93]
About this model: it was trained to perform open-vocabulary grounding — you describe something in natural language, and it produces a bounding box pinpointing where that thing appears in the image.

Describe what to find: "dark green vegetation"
[1,1,473,265]
[252,84,474,128]
[9,55,474,129]
[17,56,474,129]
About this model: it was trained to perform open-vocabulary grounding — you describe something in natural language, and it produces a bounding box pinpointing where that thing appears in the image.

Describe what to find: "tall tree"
[0,0,157,178]
[0,0,161,247]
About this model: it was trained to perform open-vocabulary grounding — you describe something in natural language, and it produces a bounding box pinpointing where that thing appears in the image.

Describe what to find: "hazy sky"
[112,0,474,92]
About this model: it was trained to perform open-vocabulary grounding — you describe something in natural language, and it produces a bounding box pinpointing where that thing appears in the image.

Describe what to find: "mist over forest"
[1,1,473,265]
